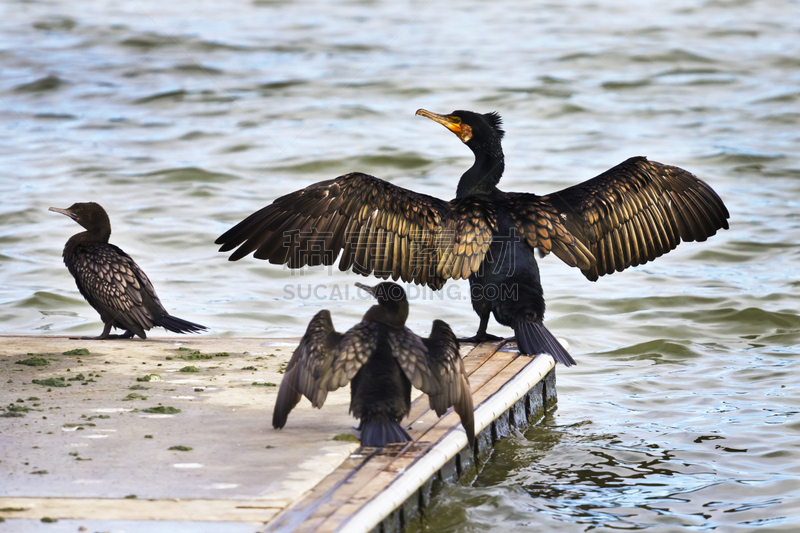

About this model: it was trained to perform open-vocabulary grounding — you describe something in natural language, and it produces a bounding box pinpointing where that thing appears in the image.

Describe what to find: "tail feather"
[154,314,208,335]
[360,413,411,447]
[515,319,576,367]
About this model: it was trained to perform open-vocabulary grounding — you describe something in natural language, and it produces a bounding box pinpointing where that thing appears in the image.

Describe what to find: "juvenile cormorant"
[272,282,474,447]
[50,202,207,339]
[217,110,729,366]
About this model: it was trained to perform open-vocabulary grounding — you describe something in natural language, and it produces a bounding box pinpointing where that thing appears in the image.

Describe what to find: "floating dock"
[0,336,556,532]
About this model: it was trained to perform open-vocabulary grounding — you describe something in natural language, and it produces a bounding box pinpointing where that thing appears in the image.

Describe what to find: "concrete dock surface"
[0,335,555,532]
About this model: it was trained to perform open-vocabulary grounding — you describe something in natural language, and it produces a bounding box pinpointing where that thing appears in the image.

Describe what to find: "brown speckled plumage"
[51,202,207,340]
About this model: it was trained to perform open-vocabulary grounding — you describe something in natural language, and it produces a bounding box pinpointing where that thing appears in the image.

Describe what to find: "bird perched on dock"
[217,110,730,367]
[50,202,207,340]
[272,282,474,447]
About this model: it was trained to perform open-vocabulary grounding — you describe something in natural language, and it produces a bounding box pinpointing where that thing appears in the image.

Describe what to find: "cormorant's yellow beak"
[416,109,470,142]
[355,282,376,298]
[49,207,77,220]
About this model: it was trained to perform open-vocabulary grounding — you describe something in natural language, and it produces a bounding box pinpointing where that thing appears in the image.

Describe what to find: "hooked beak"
[49,207,77,220]
[416,108,463,136]
[355,282,375,298]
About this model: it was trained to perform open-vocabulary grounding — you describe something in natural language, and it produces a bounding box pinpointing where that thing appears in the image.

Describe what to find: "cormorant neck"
[363,301,409,329]
[66,226,111,249]
[456,138,504,198]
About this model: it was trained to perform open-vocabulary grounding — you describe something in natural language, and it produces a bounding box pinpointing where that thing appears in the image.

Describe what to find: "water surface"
[1,0,799,530]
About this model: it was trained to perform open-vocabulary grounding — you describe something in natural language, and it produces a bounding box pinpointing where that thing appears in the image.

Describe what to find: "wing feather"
[541,156,729,280]
[317,321,380,392]
[504,194,595,270]
[272,310,345,429]
[217,173,495,289]
[388,321,474,444]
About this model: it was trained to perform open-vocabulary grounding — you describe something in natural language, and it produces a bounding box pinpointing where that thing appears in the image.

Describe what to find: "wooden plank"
[313,350,531,532]
[404,340,505,424]
[340,355,556,533]
[268,448,398,533]
[268,341,507,532]
[407,347,519,442]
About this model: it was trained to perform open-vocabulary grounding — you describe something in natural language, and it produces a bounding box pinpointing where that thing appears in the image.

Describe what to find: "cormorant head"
[416,109,504,146]
[49,202,111,237]
[416,108,506,197]
[356,282,409,328]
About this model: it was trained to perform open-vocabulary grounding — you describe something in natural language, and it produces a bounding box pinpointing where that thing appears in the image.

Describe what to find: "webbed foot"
[70,331,135,340]
[458,333,504,344]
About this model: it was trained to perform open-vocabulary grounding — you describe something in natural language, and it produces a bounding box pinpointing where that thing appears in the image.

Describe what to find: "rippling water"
[2,0,799,530]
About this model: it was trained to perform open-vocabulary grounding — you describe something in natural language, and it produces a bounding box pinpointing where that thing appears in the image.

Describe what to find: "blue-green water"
[1,0,799,531]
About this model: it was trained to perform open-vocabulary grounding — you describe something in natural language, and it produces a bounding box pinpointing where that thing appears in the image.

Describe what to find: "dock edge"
[342,354,557,533]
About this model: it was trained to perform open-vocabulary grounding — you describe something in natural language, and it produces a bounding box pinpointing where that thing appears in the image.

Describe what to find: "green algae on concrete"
[172,348,230,360]
[168,445,193,451]
[136,374,161,382]
[3,404,39,415]
[32,377,69,387]
[179,366,200,372]
[1,404,34,417]
[331,433,359,442]
[16,357,49,367]
[122,393,147,401]
[62,348,89,356]
[142,406,181,414]
[178,352,213,360]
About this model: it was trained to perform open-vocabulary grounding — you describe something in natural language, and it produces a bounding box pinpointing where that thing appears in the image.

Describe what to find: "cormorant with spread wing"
[272,282,474,447]
[217,110,729,366]
[51,202,207,339]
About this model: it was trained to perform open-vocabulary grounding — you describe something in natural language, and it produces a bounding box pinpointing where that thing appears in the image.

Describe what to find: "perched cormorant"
[272,282,474,447]
[217,110,729,366]
[50,202,207,340]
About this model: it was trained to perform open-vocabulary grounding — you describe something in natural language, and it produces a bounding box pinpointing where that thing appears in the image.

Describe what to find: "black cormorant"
[272,282,474,447]
[50,202,208,339]
[217,110,729,366]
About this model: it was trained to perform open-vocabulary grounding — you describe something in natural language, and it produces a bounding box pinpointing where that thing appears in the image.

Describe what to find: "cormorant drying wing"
[218,110,729,366]
[272,282,474,447]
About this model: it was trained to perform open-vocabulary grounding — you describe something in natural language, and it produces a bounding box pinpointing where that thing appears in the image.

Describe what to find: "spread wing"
[272,310,343,429]
[388,321,474,444]
[69,243,163,337]
[272,316,381,429]
[216,173,495,289]
[529,156,730,280]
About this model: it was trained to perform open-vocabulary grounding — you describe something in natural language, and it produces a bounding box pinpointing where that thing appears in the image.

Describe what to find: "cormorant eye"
[450,116,461,124]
